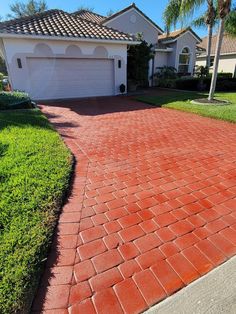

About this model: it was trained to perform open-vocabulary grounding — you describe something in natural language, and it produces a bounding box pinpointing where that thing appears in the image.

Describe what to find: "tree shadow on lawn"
[0,109,80,132]
[135,88,207,107]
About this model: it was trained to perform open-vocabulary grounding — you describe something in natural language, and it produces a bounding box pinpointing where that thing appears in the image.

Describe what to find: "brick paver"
[32,96,236,313]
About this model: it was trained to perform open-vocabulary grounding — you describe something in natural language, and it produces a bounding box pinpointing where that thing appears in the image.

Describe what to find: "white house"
[0,10,138,100]
[0,3,201,100]
[196,33,236,77]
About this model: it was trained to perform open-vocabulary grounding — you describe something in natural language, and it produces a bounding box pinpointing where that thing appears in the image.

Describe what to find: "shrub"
[0,91,32,110]
[154,78,177,88]
[128,38,153,86]
[173,77,236,91]
[216,79,236,91]
[195,65,209,78]
[155,66,178,79]
[175,77,200,90]
[209,72,233,79]
[0,72,4,81]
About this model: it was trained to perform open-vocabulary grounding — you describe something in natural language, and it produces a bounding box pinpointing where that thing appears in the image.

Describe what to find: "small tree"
[127,35,153,86]
[107,9,115,17]
[77,6,94,12]
[0,57,7,75]
[7,0,47,19]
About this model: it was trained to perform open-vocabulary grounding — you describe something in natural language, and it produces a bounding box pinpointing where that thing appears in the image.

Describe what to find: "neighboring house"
[0,3,201,100]
[196,33,236,77]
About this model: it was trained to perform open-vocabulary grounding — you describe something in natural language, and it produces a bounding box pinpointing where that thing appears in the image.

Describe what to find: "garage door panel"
[27,58,114,99]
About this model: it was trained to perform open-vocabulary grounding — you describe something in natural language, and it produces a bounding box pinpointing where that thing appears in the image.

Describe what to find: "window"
[178,47,190,73]
[210,56,214,67]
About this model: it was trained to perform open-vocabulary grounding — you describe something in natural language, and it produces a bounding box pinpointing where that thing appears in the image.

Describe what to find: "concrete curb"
[145,256,236,314]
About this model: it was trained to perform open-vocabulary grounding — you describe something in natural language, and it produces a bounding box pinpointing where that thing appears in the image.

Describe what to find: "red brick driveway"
[33,96,236,314]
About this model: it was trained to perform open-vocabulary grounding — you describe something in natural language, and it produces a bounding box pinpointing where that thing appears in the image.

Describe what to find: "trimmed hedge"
[157,77,236,92]
[175,77,236,91]
[0,110,72,313]
[208,72,233,79]
[0,91,33,110]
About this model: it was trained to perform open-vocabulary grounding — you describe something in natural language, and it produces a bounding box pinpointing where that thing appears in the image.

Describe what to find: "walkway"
[32,96,236,314]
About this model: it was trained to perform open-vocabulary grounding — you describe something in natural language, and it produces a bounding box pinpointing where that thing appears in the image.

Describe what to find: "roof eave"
[197,51,236,58]
[159,29,202,45]
[155,48,173,52]
[0,32,139,45]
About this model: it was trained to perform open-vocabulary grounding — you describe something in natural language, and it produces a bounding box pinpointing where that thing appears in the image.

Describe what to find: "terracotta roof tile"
[73,10,106,24]
[159,28,201,43]
[198,33,236,55]
[0,9,134,42]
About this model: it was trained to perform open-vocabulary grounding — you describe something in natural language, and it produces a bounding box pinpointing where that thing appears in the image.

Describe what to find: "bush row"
[0,91,33,110]
[156,77,236,92]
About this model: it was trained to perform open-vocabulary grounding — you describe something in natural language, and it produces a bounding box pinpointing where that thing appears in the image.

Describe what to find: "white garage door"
[27,57,115,100]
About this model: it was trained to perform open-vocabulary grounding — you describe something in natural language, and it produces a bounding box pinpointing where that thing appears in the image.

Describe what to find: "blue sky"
[1,0,208,37]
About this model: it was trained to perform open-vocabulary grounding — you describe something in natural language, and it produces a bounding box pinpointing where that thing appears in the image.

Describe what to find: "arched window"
[178,47,190,73]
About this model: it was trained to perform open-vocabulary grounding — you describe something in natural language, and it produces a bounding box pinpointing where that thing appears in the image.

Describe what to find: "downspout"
[0,39,13,89]
[151,55,155,87]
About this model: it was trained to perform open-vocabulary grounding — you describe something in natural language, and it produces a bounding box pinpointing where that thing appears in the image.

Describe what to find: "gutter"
[196,51,236,58]
[0,33,140,45]
[155,48,173,52]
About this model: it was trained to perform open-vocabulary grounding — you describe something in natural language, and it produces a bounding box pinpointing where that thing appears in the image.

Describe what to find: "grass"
[136,89,236,123]
[0,109,72,313]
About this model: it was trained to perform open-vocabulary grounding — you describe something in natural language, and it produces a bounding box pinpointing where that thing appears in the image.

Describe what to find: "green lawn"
[0,109,72,313]
[136,89,236,123]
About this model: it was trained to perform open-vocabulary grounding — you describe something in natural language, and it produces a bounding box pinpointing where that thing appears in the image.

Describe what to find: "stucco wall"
[175,32,198,74]
[3,37,127,97]
[154,52,168,70]
[105,8,160,44]
[196,54,236,76]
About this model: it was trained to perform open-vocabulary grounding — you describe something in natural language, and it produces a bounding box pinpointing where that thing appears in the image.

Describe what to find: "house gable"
[103,5,163,45]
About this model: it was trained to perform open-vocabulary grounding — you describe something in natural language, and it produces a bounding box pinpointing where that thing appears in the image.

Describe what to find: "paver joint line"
[32,96,236,314]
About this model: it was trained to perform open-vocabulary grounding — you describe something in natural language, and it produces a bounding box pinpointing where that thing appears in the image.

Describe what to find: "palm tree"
[203,1,217,68]
[164,0,232,100]
[163,0,216,69]
[208,0,231,100]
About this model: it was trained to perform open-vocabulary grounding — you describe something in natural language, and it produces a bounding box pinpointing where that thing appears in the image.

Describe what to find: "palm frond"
[192,15,206,27]
[163,0,182,33]
[180,0,205,17]
[225,9,236,36]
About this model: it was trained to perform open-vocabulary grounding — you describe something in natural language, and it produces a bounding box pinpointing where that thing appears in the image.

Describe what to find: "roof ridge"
[74,14,136,39]
[72,9,106,19]
[0,9,64,26]
[102,3,134,23]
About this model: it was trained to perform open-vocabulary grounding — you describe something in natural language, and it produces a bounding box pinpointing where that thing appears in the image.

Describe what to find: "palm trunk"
[208,18,225,100]
[206,24,213,68]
